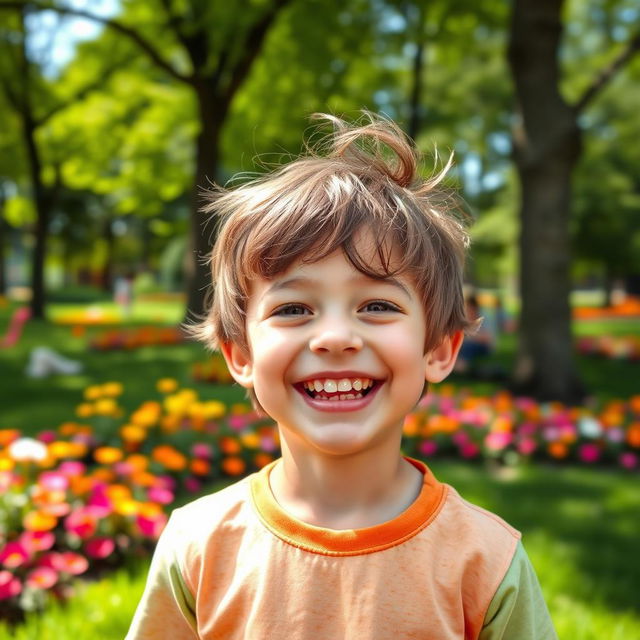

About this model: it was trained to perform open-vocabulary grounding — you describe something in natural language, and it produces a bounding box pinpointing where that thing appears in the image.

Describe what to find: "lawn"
[0,294,638,638]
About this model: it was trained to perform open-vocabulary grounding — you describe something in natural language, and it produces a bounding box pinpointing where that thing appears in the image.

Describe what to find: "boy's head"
[192,114,473,408]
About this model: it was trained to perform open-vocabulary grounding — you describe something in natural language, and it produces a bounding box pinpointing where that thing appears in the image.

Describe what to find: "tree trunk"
[23,110,50,320]
[508,0,584,402]
[184,82,224,321]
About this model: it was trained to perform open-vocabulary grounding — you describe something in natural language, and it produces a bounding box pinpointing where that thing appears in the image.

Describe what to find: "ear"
[220,342,254,389]
[424,331,464,383]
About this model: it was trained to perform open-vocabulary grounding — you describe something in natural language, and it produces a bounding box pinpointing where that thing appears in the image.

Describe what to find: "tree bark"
[508,0,584,402]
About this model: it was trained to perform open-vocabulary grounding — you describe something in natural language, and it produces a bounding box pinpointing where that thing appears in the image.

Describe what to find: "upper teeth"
[303,378,372,393]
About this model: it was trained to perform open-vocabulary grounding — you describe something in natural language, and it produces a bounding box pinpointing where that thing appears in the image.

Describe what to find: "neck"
[269,435,423,530]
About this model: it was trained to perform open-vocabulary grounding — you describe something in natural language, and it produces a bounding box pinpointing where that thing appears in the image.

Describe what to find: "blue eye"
[361,300,401,313]
[273,304,311,316]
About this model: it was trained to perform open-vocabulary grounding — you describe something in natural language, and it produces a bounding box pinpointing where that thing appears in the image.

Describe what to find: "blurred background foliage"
[0,0,639,401]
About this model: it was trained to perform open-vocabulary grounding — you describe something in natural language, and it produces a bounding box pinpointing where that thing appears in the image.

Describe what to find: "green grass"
[1,462,637,639]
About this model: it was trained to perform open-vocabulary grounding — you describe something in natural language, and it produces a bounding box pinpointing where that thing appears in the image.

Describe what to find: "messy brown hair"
[191,113,473,377]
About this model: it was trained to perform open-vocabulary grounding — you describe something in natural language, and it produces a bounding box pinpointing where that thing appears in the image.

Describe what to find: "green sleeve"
[479,540,558,640]
[125,512,199,640]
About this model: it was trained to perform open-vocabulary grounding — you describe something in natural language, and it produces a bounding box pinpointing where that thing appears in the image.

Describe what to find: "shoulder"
[165,474,255,549]
[436,484,521,552]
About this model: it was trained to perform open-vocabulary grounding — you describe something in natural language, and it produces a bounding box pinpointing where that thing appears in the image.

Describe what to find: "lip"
[294,380,383,413]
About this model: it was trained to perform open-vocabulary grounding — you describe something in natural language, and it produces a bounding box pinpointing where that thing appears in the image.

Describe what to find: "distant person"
[114,273,134,317]
[454,293,496,374]
[126,115,556,639]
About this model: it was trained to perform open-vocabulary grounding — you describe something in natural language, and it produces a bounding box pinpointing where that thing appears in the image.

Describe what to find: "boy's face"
[223,231,462,458]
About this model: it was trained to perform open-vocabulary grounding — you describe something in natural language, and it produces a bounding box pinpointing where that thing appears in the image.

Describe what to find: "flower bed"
[0,381,638,621]
[402,387,640,469]
[191,354,235,384]
[89,326,185,350]
[576,335,640,361]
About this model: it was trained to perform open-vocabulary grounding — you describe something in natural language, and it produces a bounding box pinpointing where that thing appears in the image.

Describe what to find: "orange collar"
[250,457,447,556]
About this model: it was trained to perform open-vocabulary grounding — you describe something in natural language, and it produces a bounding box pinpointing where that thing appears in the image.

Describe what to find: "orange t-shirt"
[127,458,555,639]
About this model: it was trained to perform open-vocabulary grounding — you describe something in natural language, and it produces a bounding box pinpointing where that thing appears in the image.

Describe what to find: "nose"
[309,319,363,354]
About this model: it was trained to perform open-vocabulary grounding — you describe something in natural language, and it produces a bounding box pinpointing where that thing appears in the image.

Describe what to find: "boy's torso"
[166,459,520,640]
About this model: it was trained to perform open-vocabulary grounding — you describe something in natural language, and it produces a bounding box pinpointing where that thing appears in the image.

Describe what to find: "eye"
[272,303,311,317]
[360,300,401,313]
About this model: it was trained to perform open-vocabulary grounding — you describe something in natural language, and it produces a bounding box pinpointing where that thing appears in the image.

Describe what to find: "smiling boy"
[126,115,557,639]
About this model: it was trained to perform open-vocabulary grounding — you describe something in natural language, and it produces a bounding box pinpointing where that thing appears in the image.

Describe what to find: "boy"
[126,115,557,639]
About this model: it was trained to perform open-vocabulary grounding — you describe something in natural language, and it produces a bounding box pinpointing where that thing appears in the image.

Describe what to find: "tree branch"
[36,56,129,126]
[224,0,292,100]
[0,1,192,84]
[575,31,640,113]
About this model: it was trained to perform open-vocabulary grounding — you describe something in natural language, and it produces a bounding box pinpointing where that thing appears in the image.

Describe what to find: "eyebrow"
[264,274,411,298]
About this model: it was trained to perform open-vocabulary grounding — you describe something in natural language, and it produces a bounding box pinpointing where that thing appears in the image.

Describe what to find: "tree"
[0,0,295,320]
[507,0,640,401]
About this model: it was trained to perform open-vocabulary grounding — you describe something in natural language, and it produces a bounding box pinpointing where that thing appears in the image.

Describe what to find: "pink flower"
[606,428,624,443]
[56,552,89,576]
[0,571,22,600]
[58,461,86,477]
[39,471,69,492]
[485,432,513,452]
[184,476,202,493]
[619,452,638,470]
[460,442,480,459]
[0,541,30,568]
[37,430,58,444]
[19,530,55,553]
[136,512,168,539]
[517,439,537,456]
[147,487,174,505]
[452,431,469,446]
[260,436,277,452]
[26,566,58,590]
[419,440,438,456]
[37,552,63,571]
[155,475,177,491]
[85,537,115,559]
[64,507,99,539]
[192,443,213,459]
[87,487,112,517]
[228,415,248,431]
[578,443,600,464]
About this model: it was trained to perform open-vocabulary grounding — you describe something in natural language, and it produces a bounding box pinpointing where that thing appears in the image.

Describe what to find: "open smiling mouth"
[296,377,379,401]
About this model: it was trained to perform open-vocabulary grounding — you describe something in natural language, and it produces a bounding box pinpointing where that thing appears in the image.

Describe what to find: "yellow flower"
[240,432,260,449]
[120,424,147,443]
[101,382,124,397]
[157,378,179,394]
[76,403,94,418]
[94,446,124,465]
[83,385,103,401]
[204,401,226,420]
[95,398,118,416]
[0,455,15,472]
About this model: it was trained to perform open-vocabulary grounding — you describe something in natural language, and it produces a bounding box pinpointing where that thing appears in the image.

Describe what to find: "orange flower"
[240,433,260,449]
[125,454,149,472]
[130,470,158,487]
[222,457,246,476]
[23,510,58,532]
[0,429,20,447]
[254,453,274,469]
[94,447,124,465]
[92,468,116,483]
[83,385,103,401]
[190,459,211,476]
[630,395,640,414]
[70,475,95,496]
[120,425,147,443]
[626,423,640,448]
[403,415,420,437]
[131,402,162,428]
[160,414,181,433]
[152,445,187,471]
[548,442,568,459]
[220,437,241,455]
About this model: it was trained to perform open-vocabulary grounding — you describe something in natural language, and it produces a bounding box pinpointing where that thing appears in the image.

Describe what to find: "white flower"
[578,417,602,439]
[8,438,48,462]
